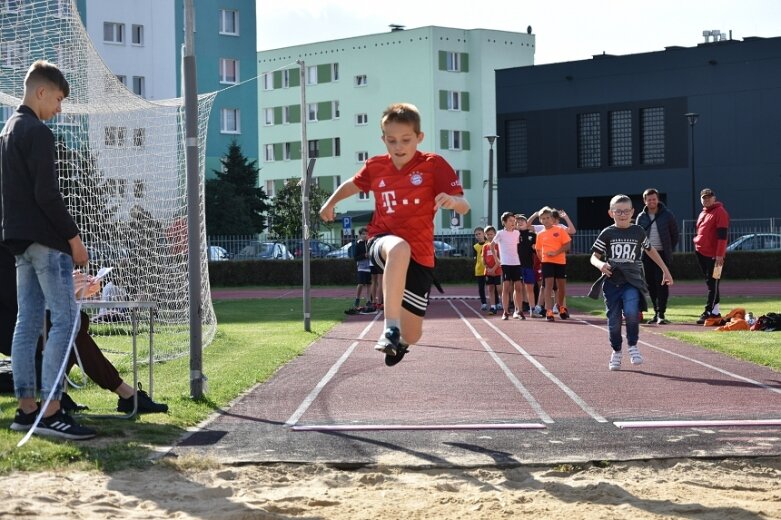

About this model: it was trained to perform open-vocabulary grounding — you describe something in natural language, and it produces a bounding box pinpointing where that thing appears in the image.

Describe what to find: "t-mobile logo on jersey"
[380,190,397,213]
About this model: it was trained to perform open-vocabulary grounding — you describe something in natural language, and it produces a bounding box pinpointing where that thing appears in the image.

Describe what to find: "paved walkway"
[174,294,781,467]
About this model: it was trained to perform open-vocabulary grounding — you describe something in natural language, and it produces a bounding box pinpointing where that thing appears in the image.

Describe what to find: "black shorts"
[369,235,433,317]
[541,262,567,279]
[501,264,522,282]
[370,264,383,275]
[485,275,502,286]
[357,270,371,285]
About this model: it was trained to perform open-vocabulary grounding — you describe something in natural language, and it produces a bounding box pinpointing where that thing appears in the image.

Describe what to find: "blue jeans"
[11,243,77,400]
[603,281,640,352]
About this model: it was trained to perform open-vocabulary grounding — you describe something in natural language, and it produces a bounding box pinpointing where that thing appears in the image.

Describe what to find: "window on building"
[265,180,275,198]
[354,74,367,87]
[0,105,13,123]
[284,142,291,161]
[282,69,290,88]
[332,101,340,119]
[333,137,341,157]
[356,113,368,125]
[608,110,632,167]
[0,0,22,12]
[220,9,239,35]
[449,130,463,150]
[446,51,460,71]
[308,140,319,158]
[221,108,240,133]
[263,108,274,126]
[133,128,146,147]
[103,22,125,44]
[506,119,528,174]
[282,105,290,124]
[131,24,144,45]
[56,0,72,17]
[104,126,127,147]
[640,107,665,165]
[356,151,369,162]
[358,191,370,200]
[220,58,238,84]
[306,65,318,85]
[264,144,275,162]
[577,112,601,168]
[116,74,126,85]
[132,76,145,97]
[448,91,461,111]
[307,103,318,122]
[0,42,21,69]
[262,72,272,91]
[332,63,339,81]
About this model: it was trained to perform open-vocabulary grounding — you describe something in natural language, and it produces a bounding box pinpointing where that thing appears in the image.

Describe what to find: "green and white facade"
[257,26,535,234]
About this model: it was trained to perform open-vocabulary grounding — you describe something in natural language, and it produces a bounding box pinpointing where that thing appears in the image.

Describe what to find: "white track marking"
[448,300,553,424]
[460,301,608,423]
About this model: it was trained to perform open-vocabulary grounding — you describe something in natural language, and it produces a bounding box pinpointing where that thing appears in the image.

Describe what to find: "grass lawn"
[566,295,781,371]
[0,297,350,474]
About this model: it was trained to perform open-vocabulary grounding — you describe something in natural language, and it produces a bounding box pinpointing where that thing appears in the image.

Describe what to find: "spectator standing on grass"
[693,188,730,324]
[319,103,469,366]
[0,60,95,440]
[351,228,374,312]
[636,188,679,325]
[590,194,673,371]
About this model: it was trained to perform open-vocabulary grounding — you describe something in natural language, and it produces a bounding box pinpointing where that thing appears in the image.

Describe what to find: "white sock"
[712,304,720,315]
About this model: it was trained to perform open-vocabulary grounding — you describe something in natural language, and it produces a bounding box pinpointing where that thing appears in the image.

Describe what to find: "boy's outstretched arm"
[319,178,362,222]
[434,193,470,215]
[559,210,577,235]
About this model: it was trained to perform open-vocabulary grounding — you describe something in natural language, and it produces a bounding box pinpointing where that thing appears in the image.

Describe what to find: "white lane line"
[448,300,553,424]
[616,419,781,429]
[292,423,546,432]
[461,301,608,423]
[578,318,781,396]
[285,313,383,427]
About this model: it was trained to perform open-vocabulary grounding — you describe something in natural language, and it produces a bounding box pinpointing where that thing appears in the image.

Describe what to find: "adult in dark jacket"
[635,188,679,324]
[693,188,730,324]
[0,60,93,440]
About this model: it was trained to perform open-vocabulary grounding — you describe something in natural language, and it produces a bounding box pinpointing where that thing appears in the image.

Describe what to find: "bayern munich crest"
[410,172,423,186]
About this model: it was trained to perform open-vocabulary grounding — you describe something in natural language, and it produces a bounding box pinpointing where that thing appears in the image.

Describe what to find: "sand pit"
[1,456,780,519]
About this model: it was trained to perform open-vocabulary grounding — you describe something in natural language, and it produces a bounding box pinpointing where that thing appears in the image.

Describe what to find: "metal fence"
[207,217,779,260]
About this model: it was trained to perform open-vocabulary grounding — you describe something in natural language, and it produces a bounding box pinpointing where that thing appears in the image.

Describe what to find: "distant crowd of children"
[474,207,576,322]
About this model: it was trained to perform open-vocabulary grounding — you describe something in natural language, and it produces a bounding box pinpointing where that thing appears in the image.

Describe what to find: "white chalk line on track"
[577,316,781,428]
[285,313,383,427]
[459,300,608,424]
[447,300,553,424]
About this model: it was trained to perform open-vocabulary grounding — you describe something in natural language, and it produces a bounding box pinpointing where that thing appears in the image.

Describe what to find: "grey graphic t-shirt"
[592,224,650,285]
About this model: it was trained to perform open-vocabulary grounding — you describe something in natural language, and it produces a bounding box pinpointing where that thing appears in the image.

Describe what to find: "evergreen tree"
[270,178,329,238]
[205,140,269,235]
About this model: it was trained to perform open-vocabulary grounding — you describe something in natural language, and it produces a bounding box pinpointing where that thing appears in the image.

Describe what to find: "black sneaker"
[696,311,712,325]
[647,313,659,324]
[10,407,38,432]
[36,409,96,440]
[657,314,670,325]
[60,392,89,414]
[117,385,169,414]
[374,326,401,356]
[384,343,409,367]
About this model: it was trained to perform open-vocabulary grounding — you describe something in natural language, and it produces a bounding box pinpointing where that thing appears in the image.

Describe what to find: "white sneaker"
[553,304,559,315]
[512,311,521,319]
[628,345,644,365]
[481,303,488,311]
[609,351,622,371]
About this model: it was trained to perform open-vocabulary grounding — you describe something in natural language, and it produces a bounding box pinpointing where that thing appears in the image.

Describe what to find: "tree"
[270,178,329,238]
[205,140,269,235]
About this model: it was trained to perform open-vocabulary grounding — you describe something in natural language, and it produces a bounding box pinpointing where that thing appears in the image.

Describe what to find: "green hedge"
[208,251,781,287]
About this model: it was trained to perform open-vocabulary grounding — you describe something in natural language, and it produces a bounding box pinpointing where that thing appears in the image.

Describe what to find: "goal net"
[0,0,217,364]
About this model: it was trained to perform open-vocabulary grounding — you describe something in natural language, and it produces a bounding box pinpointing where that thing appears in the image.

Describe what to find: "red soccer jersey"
[352,151,463,267]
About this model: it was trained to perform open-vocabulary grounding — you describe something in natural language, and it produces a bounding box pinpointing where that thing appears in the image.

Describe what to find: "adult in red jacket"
[693,188,730,324]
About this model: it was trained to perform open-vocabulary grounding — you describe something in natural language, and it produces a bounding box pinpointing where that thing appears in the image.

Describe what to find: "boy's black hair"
[500,211,515,223]
[24,60,70,98]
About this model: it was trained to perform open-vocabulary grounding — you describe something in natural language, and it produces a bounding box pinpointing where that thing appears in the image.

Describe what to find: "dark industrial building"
[495,34,781,233]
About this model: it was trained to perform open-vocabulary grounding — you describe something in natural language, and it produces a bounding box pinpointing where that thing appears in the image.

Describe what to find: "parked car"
[433,240,458,257]
[326,242,354,259]
[234,241,294,260]
[726,233,781,252]
[283,239,337,258]
[208,245,231,261]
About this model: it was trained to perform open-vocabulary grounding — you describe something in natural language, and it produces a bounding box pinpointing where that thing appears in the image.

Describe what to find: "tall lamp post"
[685,112,699,221]
[484,135,499,226]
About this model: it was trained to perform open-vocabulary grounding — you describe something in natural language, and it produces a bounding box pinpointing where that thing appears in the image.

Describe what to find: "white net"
[1,0,217,363]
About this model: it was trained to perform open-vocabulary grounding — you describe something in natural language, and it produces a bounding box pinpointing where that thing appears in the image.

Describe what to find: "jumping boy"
[319,103,469,366]
[590,195,673,371]
[534,207,571,321]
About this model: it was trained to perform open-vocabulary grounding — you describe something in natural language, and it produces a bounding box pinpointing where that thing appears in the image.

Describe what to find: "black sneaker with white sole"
[35,409,96,440]
[9,407,38,432]
[384,343,409,366]
[117,385,169,414]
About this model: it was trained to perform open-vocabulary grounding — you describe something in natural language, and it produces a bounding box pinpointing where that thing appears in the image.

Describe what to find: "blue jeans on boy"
[11,243,77,401]
[603,281,640,352]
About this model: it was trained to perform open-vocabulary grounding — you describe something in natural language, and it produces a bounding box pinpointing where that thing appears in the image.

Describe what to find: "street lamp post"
[484,135,499,226]
[685,112,699,221]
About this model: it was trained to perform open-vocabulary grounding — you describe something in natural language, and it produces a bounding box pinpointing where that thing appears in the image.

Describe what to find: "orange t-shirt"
[534,226,571,265]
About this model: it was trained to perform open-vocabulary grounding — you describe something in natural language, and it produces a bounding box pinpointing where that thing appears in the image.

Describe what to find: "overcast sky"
[257,0,781,64]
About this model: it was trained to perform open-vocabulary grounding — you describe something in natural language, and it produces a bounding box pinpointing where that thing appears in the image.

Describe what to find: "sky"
[257,0,781,65]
